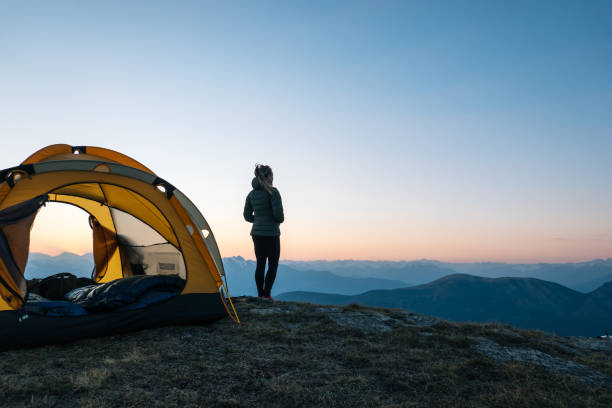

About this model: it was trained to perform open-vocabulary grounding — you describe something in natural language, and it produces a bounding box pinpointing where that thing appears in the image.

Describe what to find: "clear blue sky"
[1,1,611,262]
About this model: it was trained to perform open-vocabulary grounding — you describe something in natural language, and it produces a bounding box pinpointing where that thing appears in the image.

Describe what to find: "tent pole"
[219,283,240,324]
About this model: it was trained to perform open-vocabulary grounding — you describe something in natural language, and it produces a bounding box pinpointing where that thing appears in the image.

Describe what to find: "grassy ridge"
[278,274,612,337]
[1,297,611,407]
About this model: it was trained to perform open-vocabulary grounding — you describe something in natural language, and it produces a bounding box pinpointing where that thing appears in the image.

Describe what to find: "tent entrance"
[27,201,94,280]
[27,199,188,283]
[2,195,188,316]
[43,183,187,283]
[0,182,189,307]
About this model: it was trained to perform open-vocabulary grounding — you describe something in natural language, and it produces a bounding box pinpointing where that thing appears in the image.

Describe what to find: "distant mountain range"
[25,252,94,279]
[25,253,612,295]
[282,258,612,293]
[222,256,409,296]
[277,274,612,337]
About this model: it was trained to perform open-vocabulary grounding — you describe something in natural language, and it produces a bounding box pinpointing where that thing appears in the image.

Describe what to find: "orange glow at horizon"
[31,233,611,263]
[30,203,93,256]
[29,203,611,264]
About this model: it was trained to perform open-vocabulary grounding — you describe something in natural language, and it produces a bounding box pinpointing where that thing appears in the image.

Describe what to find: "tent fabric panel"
[99,250,124,283]
[3,213,36,282]
[169,196,223,293]
[100,184,178,247]
[0,172,109,210]
[86,146,155,175]
[0,171,220,293]
[51,183,177,248]
[120,243,185,278]
[110,207,167,246]
[0,228,24,291]
[202,232,225,277]
[0,258,23,310]
[53,183,106,203]
[0,194,48,225]
[49,193,114,227]
[32,161,158,186]
[0,296,11,311]
[6,161,157,209]
[0,195,48,309]
[0,184,10,208]
[21,144,155,175]
[90,217,119,282]
[106,165,157,184]
[33,159,158,187]
[38,153,121,163]
[174,190,211,231]
[49,194,124,283]
[109,207,186,279]
[21,144,72,165]
[0,293,226,351]
[34,159,115,173]
[174,190,225,276]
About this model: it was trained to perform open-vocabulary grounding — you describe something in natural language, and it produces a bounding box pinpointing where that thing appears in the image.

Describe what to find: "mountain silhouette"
[277,274,612,336]
[222,256,411,296]
[282,259,612,292]
[26,252,94,279]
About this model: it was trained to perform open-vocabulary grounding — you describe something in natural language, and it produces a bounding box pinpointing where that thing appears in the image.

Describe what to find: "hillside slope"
[1,298,611,407]
[277,274,612,336]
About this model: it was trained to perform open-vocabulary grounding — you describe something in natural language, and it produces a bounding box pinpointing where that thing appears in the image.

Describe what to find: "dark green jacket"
[243,177,284,236]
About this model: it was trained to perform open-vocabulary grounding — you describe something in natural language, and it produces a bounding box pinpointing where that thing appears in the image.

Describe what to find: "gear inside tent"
[0,144,238,351]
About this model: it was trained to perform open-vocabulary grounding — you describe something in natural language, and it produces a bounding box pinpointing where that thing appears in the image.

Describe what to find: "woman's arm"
[243,195,254,223]
[271,189,284,223]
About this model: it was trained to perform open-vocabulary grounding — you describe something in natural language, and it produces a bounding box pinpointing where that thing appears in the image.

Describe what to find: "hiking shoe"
[263,296,275,302]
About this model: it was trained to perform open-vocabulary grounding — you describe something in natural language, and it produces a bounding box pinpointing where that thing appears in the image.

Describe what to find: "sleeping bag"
[65,274,185,312]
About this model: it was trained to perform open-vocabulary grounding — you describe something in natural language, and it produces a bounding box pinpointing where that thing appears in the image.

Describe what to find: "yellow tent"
[0,144,238,349]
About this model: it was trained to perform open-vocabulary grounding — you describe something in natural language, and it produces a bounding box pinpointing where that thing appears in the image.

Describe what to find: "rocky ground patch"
[1,296,611,407]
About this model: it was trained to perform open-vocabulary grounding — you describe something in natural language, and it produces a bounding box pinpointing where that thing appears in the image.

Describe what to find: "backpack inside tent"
[0,144,238,351]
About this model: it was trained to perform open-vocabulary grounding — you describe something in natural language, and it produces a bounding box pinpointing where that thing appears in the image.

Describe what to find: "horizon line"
[31,251,612,265]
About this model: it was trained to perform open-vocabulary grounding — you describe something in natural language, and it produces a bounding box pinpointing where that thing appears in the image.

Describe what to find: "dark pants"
[252,235,280,297]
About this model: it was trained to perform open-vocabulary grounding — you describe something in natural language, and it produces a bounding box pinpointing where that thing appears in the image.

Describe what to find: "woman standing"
[243,164,284,300]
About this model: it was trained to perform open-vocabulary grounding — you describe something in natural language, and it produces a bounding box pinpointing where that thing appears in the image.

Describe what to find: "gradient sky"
[1,1,611,262]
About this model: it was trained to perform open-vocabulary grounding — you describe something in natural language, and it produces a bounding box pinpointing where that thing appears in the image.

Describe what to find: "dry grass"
[1,297,611,407]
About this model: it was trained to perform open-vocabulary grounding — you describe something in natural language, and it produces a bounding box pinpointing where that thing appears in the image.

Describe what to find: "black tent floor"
[0,293,227,351]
